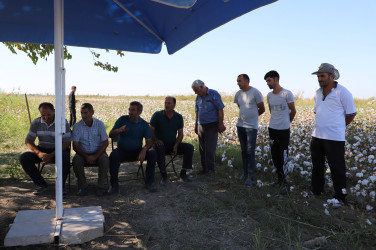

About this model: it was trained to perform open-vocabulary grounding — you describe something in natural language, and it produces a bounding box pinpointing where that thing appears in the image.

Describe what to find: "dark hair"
[166,96,176,104]
[264,70,279,80]
[71,86,76,89]
[81,103,94,112]
[238,74,250,82]
[38,102,54,111]
[130,101,143,112]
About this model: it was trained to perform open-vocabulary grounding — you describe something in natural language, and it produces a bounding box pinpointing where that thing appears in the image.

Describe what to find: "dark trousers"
[19,147,70,187]
[269,128,290,182]
[198,122,218,172]
[109,147,157,187]
[310,137,346,201]
[237,126,258,181]
[154,143,194,173]
[69,107,76,127]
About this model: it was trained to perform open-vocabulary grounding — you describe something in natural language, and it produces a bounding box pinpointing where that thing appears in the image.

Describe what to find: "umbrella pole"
[54,0,64,220]
[24,93,32,125]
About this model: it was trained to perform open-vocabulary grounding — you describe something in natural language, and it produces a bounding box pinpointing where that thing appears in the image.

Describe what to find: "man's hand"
[172,144,178,155]
[194,123,198,134]
[218,122,226,133]
[41,153,54,165]
[86,155,97,165]
[118,125,128,133]
[138,148,147,163]
[154,140,164,146]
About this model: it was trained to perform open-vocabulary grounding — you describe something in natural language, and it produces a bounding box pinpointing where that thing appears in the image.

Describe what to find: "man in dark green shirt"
[150,96,194,185]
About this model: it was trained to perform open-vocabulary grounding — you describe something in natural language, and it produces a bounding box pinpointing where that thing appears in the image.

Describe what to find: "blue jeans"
[237,126,258,181]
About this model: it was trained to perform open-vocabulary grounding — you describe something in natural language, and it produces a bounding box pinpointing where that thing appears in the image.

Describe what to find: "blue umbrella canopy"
[0,0,277,54]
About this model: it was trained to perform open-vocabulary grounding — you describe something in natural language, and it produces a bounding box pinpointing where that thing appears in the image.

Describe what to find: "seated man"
[150,96,194,185]
[72,103,109,196]
[108,101,157,193]
[19,102,71,195]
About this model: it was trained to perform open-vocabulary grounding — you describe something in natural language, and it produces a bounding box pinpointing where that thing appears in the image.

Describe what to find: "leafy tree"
[3,42,124,72]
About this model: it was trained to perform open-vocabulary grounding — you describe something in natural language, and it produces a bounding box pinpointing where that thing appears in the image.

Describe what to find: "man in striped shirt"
[19,102,71,195]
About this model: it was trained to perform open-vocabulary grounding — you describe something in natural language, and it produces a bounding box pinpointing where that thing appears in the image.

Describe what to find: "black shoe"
[108,186,119,195]
[33,185,48,195]
[77,187,88,196]
[96,188,107,196]
[145,183,157,193]
[198,170,207,175]
[180,173,192,182]
[160,176,169,186]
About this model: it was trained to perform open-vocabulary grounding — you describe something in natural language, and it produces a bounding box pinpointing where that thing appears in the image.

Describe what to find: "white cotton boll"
[356,192,361,196]
[366,205,373,211]
[370,147,376,151]
[342,188,347,195]
[256,163,262,169]
[366,219,372,225]
[303,161,311,167]
[267,194,271,198]
[361,179,369,186]
[327,183,333,188]
[263,167,268,172]
[324,209,330,216]
[256,180,264,188]
[369,191,376,200]
[290,186,294,191]
[351,167,358,171]
[368,155,375,160]
[361,190,367,197]
[369,176,376,183]
[323,203,328,208]
[228,176,232,179]
[256,146,261,152]
[300,170,308,176]
[356,173,364,178]
[271,168,276,173]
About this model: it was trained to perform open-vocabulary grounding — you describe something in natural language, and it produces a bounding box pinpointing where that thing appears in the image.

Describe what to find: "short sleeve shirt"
[195,88,225,124]
[150,110,183,148]
[267,88,294,130]
[112,115,151,151]
[234,87,263,129]
[312,83,357,141]
[26,117,71,149]
[72,118,108,154]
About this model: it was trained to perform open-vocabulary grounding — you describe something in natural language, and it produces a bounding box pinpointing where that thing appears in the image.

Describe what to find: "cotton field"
[64,96,375,213]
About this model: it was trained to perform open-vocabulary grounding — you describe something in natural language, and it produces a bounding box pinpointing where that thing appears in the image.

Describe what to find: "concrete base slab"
[4,206,104,247]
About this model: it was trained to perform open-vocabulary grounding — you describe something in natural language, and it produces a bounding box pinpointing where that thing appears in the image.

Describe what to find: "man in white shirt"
[265,70,296,194]
[310,63,356,206]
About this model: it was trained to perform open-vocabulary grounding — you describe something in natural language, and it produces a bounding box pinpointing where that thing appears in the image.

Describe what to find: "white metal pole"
[54,0,64,219]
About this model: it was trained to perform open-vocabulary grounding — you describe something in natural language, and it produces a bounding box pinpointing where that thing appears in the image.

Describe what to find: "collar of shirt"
[40,117,55,128]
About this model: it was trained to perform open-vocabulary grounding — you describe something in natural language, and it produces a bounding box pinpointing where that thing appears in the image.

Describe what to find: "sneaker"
[96,188,107,196]
[244,178,254,187]
[180,173,192,182]
[160,176,169,186]
[332,201,345,209]
[239,175,248,181]
[145,183,157,193]
[107,186,119,195]
[77,187,88,196]
[33,185,48,195]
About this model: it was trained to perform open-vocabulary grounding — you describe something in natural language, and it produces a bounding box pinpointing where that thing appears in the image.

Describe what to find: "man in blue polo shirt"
[108,101,157,193]
[150,96,194,185]
[192,80,226,174]
[19,102,71,195]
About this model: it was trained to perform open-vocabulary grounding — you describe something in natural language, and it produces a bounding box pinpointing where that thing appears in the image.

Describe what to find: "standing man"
[150,96,194,185]
[310,63,356,206]
[265,70,296,193]
[192,80,226,174]
[234,74,265,186]
[19,102,71,195]
[69,85,77,127]
[108,101,157,193]
[72,103,109,196]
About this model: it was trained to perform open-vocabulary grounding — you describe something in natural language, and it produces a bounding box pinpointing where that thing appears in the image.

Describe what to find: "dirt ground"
[0,162,262,249]
[0,161,373,249]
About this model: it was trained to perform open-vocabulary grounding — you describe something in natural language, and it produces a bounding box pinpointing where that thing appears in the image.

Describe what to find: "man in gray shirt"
[72,103,109,196]
[234,74,265,186]
[19,102,71,195]
[265,71,296,194]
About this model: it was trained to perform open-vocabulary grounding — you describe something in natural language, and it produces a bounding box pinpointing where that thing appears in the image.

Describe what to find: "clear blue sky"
[1,0,375,98]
